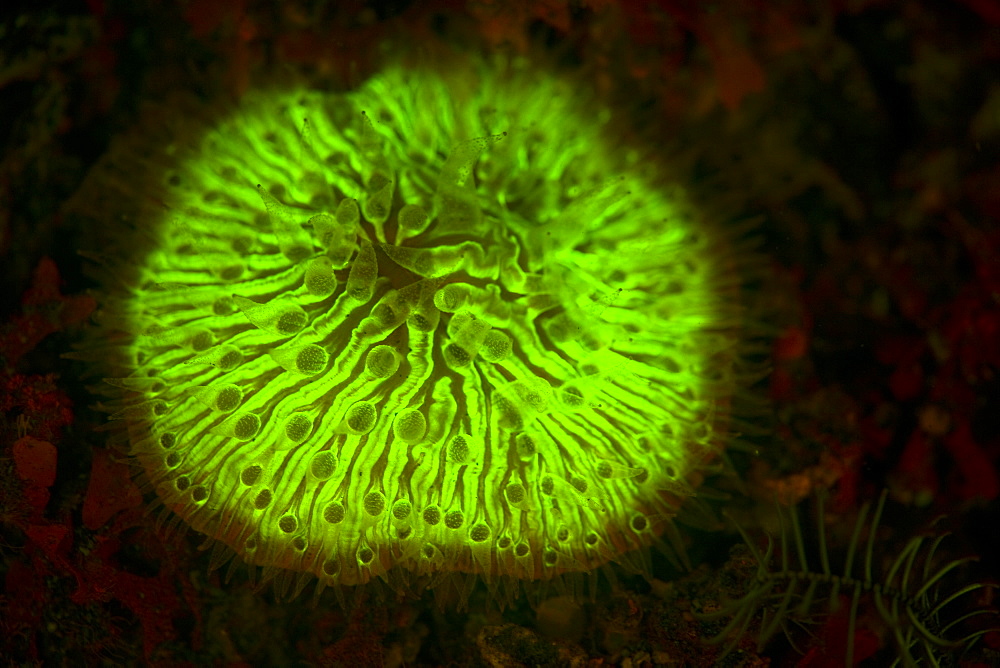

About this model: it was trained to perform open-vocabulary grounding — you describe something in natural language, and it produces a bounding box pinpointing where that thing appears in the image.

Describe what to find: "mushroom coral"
[72,47,757,603]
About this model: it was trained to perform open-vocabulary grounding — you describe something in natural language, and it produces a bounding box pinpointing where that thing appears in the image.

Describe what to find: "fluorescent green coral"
[101,53,743,591]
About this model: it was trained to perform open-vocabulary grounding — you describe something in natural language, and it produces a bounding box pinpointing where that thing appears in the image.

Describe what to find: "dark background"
[1,1,998,665]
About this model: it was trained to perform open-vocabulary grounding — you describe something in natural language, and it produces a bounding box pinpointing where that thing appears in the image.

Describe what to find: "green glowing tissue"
[88,53,745,592]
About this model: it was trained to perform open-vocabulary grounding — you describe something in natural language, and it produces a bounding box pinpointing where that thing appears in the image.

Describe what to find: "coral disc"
[85,53,746,590]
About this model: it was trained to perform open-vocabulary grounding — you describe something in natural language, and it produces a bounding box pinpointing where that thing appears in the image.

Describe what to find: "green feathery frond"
[700,491,998,666]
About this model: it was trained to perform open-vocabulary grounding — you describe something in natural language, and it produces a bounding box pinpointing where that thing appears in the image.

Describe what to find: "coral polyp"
[77,51,750,598]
